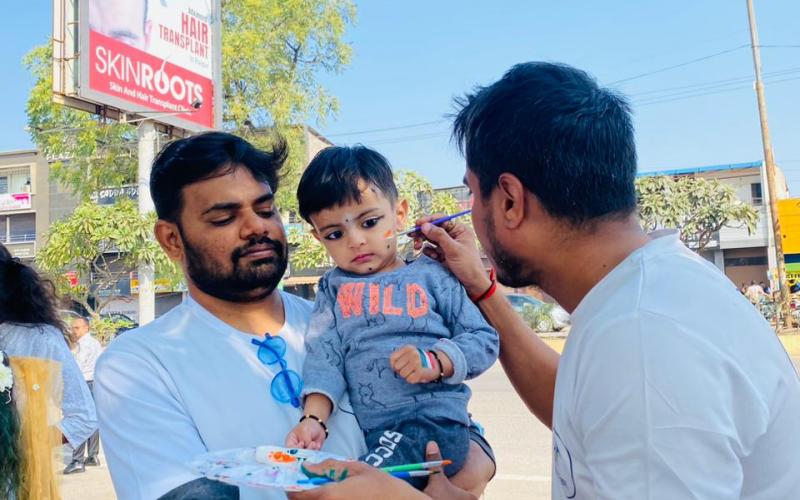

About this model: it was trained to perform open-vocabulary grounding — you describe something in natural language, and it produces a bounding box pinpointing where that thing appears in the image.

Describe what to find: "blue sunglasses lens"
[271,369,303,407]
[255,336,287,365]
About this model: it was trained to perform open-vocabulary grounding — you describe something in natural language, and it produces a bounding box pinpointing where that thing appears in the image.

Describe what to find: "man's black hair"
[297,145,398,223]
[150,131,287,222]
[452,62,638,225]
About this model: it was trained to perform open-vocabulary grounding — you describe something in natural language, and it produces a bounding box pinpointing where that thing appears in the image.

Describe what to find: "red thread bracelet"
[470,268,497,304]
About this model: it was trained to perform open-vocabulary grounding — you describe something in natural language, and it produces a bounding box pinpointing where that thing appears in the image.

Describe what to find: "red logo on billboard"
[88,31,214,128]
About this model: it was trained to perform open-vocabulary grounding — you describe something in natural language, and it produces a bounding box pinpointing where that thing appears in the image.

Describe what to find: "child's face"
[309,181,408,275]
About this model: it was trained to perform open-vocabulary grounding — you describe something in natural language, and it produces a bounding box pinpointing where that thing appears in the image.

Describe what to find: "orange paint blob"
[269,451,298,464]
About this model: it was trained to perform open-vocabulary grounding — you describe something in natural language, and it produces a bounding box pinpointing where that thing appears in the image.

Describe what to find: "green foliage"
[287,226,331,272]
[521,303,555,333]
[25,45,138,200]
[287,170,462,272]
[90,317,134,345]
[221,0,355,214]
[636,176,759,251]
[36,200,179,317]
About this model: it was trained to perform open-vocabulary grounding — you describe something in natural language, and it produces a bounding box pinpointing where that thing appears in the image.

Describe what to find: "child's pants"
[360,412,470,489]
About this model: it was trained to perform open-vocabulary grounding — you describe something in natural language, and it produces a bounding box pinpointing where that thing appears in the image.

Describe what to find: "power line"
[607,44,750,86]
[629,66,800,98]
[325,119,447,137]
[635,75,800,107]
[365,131,449,146]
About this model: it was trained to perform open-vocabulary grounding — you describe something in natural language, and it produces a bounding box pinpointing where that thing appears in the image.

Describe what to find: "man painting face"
[174,166,288,303]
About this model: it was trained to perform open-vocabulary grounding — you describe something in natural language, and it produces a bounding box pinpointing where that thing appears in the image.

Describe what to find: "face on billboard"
[89,0,151,51]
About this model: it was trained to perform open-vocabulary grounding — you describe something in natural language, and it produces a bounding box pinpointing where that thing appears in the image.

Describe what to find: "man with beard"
[92,132,368,500]
[293,62,800,500]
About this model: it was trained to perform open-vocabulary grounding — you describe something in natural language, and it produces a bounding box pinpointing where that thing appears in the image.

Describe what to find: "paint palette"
[189,445,345,491]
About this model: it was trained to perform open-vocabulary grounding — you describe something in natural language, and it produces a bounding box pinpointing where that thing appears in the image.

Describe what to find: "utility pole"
[137,120,157,326]
[746,0,791,329]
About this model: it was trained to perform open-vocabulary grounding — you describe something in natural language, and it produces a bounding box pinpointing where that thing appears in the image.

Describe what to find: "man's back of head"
[453,62,637,227]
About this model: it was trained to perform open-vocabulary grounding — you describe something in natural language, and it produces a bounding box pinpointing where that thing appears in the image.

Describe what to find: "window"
[0,167,32,194]
[8,213,35,243]
[751,183,763,205]
[724,256,768,267]
[0,215,6,242]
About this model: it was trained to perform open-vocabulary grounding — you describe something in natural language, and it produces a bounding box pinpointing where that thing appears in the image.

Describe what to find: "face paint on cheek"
[383,229,393,238]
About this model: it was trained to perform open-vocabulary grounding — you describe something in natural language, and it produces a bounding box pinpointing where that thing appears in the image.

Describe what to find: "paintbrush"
[384,209,472,239]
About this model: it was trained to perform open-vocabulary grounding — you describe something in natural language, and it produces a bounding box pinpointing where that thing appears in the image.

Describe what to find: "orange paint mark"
[369,283,380,315]
[384,229,393,238]
[406,283,429,319]
[337,282,365,318]
[382,286,403,316]
[269,451,298,463]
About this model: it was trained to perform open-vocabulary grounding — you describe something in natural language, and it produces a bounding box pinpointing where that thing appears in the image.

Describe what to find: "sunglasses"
[250,334,303,408]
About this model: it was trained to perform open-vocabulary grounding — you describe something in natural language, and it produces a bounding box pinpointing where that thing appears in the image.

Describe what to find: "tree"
[287,170,462,271]
[36,200,179,339]
[636,176,759,251]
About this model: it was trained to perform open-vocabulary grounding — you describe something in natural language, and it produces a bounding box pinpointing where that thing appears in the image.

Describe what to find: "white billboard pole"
[137,120,157,325]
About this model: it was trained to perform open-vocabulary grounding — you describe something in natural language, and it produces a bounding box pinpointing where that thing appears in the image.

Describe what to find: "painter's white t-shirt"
[552,231,800,499]
[94,292,366,500]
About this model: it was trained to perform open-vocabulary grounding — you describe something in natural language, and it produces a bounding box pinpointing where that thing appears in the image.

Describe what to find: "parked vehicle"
[506,293,570,332]
[100,312,138,335]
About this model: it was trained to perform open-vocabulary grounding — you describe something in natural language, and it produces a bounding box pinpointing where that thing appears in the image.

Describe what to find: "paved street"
[60,357,800,499]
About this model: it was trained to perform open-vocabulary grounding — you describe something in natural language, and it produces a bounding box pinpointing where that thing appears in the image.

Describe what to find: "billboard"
[54,0,221,132]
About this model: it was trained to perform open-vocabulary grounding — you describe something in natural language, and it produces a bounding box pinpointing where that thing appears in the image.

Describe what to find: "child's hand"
[390,345,444,384]
[286,418,327,451]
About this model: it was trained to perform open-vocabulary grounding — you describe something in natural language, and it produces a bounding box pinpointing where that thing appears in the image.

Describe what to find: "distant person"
[746,280,766,305]
[64,317,104,474]
[760,281,771,295]
[0,243,96,497]
[740,282,747,295]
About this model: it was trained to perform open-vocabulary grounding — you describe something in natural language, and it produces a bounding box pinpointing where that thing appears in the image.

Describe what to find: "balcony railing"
[0,233,36,244]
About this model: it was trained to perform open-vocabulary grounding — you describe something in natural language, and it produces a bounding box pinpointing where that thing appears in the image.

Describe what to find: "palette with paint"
[189,445,345,491]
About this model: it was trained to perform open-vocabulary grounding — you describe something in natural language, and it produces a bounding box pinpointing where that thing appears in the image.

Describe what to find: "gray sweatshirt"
[302,256,499,431]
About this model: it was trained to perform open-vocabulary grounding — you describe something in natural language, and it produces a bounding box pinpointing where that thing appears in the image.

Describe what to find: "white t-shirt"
[552,231,800,499]
[94,292,367,500]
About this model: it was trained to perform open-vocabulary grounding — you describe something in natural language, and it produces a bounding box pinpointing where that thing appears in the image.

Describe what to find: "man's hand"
[390,345,449,384]
[413,216,491,298]
[424,441,479,500]
[286,418,327,450]
[287,459,424,500]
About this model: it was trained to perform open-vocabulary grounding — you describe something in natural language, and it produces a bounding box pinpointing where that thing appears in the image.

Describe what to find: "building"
[0,150,51,262]
[639,160,788,288]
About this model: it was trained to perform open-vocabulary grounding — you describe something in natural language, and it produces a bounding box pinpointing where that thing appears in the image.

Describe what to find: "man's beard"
[180,229,288,303]
[484,213,541,289]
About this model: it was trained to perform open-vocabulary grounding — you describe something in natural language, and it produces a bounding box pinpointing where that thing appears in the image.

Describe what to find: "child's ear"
[395,198,409,228]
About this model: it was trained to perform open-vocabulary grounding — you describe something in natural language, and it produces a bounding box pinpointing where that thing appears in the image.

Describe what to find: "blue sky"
[2,1,799,192]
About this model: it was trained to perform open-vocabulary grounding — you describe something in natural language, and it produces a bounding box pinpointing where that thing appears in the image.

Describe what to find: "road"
[60,357,800,500]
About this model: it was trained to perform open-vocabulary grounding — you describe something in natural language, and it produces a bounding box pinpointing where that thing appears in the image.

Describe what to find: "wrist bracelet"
[300,414,329,438]
[429,350,445,383]
[470,268,497,303]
